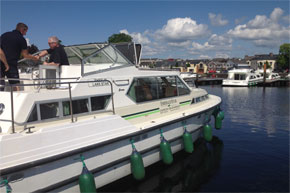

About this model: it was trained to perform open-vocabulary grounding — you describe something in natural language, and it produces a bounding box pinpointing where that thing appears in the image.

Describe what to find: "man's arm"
[43,61,60,66]
[21,49,38,61]
[44,49,60,66]
[38,50,48,58]
[0,48,9,71]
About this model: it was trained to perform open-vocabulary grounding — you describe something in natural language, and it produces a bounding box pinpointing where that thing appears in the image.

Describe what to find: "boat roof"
[228,68,254,73]
[63,42,141,65]
[18,42,142,67]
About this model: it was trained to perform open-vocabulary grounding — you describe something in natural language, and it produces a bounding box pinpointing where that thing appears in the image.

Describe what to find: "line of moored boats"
[222,68,281,87]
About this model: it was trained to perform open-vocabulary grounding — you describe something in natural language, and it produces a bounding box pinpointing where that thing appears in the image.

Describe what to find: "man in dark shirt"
[0,23,38,91]
[38,36,69,66]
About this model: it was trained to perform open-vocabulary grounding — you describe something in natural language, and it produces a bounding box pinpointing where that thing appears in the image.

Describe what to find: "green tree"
[265,61,271,69]
[277,43,290,70]
[108,33,132,43]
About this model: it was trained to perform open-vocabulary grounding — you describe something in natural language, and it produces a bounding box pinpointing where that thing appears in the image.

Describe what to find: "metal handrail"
[2,79,115,134]
[0,77,80,81]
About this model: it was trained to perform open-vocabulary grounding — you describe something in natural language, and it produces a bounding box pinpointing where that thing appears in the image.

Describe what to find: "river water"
[99,86,289,192]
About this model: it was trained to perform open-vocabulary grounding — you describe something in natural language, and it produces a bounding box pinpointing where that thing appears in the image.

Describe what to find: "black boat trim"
[179,100,191,105]
[121,108,160,118]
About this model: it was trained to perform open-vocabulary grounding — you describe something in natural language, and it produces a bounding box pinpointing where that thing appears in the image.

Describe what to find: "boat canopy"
[18,42,142,77]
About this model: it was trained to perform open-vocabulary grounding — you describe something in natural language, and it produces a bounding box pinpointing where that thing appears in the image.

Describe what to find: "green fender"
[203,124,212,142]
[160,137,173,165]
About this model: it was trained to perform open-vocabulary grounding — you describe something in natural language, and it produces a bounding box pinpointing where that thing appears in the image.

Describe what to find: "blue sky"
[1,0,289,59]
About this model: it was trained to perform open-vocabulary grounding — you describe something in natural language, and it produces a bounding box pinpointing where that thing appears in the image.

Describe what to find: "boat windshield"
[65,43,133,75]
[64,43,107,65]
[17,43,138,77]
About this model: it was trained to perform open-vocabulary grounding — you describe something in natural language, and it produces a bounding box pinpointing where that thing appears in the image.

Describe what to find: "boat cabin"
[0,42,209,134]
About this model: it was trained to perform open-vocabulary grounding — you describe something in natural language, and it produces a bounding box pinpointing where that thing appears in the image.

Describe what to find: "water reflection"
[218,87,289,137]
[99,136,224,192]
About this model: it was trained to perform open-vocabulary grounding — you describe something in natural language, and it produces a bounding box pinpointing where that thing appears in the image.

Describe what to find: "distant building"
[227,58,249,69]
[207,61,226,72]
[186,59,209,73]
[245,53,278,70]
[140,58,160,68]
[140,52,278,72]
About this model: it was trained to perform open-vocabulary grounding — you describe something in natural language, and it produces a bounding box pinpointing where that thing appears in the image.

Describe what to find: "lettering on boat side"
[160,99,180,114]
[160,99,177,107]
[88,79,110,87]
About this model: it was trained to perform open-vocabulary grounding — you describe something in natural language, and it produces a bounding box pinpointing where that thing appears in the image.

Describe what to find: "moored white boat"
[0,42,222,192]
[222,68,260,87]
[255,69,281,83]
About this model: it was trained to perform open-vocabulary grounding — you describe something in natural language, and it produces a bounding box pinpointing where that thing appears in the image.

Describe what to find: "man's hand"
[21,49,39,61]
[32,55,39,61]
[5,65,9,72]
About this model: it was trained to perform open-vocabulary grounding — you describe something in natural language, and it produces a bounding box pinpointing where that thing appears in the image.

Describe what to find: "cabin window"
[234,74,246,80]
[91,95,111,111]
[132,78,158,102]
[196,97,201,102]
[40,102,59,120]
[26,94,112,123]
[192,98,196,104]
[155,76,177,98]
[192,95,208,104]
[250,76,255,79]
[27,105,38,122]
[63,99,89,116]
[127,76,190,103]
[176,77,190,96]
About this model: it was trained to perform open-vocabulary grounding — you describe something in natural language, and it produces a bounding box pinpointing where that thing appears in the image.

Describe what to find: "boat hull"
[222,80,259,87]
[0,108,216,192]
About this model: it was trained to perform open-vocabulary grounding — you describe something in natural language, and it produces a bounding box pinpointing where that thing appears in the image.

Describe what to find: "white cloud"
[191,42,214,51]
[167,40,192,48]
[208,13,229,26]
[208,34,232,47]
[282,15,290,23]
[215,53,229,58]
[228,7,290,47]
[247,15,272,29]
[253,39,283,48]
[199,55,211,59]
[154,17,210,42]
[191,34,232,52]
[235,16,247,25]
[142,45,160,56]
[270,7,283,21]
[120,29,151,44]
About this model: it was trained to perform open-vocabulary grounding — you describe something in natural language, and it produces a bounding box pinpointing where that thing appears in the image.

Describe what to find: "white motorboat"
[222,68,260,87]
[0,42,222,192]
[255,69,281,83]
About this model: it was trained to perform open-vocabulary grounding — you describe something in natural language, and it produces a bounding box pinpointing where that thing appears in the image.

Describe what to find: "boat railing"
[0,78,115,134]
[1,77,81,91]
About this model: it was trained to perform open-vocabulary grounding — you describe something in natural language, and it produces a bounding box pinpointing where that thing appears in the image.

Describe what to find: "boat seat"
[165,86,177,97]
[135,85,153,102]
